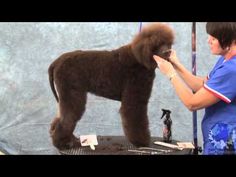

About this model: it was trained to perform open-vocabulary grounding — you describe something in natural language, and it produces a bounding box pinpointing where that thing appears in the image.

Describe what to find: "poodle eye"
[159,49,172,61]
[162,49,172,55]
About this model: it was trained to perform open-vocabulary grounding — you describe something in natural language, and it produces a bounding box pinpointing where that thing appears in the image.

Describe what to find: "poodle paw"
[55,135,81,150]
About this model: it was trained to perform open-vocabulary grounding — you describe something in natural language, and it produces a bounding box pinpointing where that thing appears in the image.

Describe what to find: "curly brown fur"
[48,23,174,150]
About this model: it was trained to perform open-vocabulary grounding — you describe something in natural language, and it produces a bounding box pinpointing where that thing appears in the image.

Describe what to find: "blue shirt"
[202,56,236,155]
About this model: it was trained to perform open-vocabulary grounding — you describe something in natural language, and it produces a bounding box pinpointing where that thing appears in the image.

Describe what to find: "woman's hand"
[153,55,176,78]
[169,49,181,67]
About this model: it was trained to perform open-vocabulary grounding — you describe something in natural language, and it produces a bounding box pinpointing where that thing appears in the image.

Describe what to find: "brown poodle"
[48,23,174,150]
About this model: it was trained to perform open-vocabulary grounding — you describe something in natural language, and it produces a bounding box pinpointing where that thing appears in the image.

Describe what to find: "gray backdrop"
[0,22,217,154]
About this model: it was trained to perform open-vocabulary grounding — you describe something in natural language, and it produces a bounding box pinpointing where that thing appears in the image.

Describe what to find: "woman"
[153,22,236,155]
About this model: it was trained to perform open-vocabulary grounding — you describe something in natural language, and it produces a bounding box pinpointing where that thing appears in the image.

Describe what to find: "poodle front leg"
[120,104,150,147]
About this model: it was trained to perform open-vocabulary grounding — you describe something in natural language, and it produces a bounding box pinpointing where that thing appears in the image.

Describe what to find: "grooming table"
[59,136,193,155]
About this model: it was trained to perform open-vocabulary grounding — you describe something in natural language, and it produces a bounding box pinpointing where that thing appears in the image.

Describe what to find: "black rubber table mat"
[59,136,193,155]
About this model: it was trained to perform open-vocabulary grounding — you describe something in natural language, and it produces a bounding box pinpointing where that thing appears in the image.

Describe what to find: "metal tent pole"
[139,22,142,32]
[191,22,199,155]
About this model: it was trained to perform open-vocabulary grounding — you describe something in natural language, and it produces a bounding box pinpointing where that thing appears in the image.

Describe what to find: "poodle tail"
[48,63,59,102]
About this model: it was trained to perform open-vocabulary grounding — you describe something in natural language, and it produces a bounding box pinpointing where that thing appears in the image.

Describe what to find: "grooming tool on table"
[154,141,183,150]
[177,142,195,149]
[138,147,173,153]
[128,149,161,155]
[128,146,173,155]
[80,135,98,150]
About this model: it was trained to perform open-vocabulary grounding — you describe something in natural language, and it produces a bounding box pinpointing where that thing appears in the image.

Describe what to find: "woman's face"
[207,35,227,56]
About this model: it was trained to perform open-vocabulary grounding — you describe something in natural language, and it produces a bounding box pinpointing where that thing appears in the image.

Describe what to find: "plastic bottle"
[161,109,172,143]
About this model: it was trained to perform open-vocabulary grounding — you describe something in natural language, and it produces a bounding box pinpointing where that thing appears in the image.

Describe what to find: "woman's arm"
[169,50,206,92]
[173,61,206,92]
[170,74,219,111]
[154,55,219,111]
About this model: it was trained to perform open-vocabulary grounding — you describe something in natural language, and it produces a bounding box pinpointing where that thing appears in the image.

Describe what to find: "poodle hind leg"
[120,105,150,147]
[50,116,80,149]
[50,116,60,135]
[50,91,87,150]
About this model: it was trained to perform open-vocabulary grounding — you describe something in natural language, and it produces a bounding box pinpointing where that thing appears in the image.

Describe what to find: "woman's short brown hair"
[206,22,236,49]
